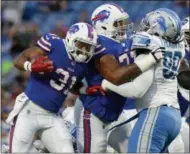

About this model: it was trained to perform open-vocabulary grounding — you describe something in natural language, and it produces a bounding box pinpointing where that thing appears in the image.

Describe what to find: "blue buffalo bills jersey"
[80,35,134,122]
[25,33,88,113]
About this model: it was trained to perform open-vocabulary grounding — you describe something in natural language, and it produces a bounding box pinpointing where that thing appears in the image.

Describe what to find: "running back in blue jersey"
[25,33,88,113]
[80,35,134,122]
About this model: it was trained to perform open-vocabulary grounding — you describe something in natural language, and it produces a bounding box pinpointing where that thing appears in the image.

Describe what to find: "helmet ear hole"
[67,38,69,43]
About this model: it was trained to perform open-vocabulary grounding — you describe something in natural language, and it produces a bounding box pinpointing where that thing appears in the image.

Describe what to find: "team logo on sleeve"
[92,10,110,24]
[69,25,80,34]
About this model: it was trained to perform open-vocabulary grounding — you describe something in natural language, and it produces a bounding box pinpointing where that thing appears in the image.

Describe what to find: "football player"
[6,22,98,152]
[169,17,190,153]
[102,8,186,152]
[74,3,162,153]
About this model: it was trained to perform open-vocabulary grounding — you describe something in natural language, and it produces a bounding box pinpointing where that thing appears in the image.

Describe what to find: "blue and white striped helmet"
[141,8,182,43]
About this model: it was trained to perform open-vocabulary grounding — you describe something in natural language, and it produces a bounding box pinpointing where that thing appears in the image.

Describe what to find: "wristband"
[135,53,156,72]
[24,61,32,71]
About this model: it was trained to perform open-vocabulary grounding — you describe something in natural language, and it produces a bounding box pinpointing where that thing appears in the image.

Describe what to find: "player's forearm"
[13,47,48,72]
[14,47,38,70]
[63,92,78,108]
[102,79,143,98]
[13,53,30,71]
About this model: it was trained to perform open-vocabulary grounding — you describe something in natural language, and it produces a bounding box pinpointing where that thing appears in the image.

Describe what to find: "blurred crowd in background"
[1,0,189,147]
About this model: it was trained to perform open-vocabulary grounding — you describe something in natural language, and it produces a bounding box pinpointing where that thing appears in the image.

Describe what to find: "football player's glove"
[24,56,54,73]
[86,85,106,96]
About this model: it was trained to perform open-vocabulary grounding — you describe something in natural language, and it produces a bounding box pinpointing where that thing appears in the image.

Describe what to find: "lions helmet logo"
[155,16,167,32]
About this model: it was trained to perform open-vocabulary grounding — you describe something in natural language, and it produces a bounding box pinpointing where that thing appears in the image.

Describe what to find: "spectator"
[78,10,90,23]
[51,20,68,38]
[59,0,73,13]
[10,23,39,58]
[22,1,38,21]
[73,10,90,24]
[175,0,190,8]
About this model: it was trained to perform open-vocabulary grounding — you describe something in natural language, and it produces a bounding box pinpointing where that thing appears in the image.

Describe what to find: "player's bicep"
[23,46,45,60]
[102,54,154,98]
[96,54,120,80]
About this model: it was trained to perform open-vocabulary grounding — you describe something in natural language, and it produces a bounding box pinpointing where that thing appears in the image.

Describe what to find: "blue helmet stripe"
[86,23,93,39]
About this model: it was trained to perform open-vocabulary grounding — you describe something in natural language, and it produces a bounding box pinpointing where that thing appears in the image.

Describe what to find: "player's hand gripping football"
[31,56,54,73]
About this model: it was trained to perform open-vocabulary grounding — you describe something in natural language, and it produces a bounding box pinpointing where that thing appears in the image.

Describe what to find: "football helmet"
[141,8,182,43]
[65,22,97,63]
[91,3,133,41]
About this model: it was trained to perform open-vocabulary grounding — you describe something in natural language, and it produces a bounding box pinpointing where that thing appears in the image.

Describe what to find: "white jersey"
[133,32,186,110]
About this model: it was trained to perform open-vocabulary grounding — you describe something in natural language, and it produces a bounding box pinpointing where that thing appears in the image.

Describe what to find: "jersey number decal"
[163,51,182,79]
[50,68,77,94]
[119,53,129,64]
[119,53,131,65]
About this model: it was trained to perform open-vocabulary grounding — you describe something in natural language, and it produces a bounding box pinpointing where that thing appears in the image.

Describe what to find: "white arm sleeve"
[102,54,154,98]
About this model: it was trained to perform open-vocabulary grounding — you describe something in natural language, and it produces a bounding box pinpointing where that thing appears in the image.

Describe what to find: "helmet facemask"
[112,14,133,41]
[183,30,190,46]
[69,38,96,63]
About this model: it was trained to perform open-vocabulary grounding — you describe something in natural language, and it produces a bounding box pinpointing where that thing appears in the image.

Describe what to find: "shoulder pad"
[37,33,60,52]
[131,32,151,49]
[132,32,163,51]
[95,35,117,56]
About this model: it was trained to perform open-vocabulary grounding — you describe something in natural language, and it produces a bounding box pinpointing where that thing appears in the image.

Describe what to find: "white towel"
[6,92,29,125]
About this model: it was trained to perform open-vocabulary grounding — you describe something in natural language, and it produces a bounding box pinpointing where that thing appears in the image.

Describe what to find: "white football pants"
[8,93,74,152]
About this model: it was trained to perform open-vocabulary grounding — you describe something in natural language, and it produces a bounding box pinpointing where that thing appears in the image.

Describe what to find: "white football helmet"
[181,17,190,46]
[141,8,182,43]
[65,22,98,63]
[91,3,133,41]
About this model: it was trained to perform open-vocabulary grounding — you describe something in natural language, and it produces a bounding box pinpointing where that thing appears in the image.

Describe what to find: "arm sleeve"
[102,54,154,98]
[36,33,60,52]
